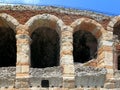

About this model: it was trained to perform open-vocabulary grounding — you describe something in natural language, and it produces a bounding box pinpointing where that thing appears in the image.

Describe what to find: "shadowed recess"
[31,27,60,68]
[118,55,120,70]
[73,30,98,63]
[113,21,120,40]
[0,27,16,67]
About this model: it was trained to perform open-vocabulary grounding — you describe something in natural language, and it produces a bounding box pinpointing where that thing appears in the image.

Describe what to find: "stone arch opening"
[73,30,98,63]
[0,27,16,67]
[71,18,104,63]
[0,13,18,67]
[26,14,64,68]
[30,27,60,68]
[113,21,120,40]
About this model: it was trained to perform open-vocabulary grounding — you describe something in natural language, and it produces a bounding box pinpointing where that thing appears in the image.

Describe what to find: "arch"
[73,30,98,63]
[25,14,65,36]
[107,16,120,31]
[71,18,106,39]
[108,16,120,40]
[0,13,19,31]
[71,18,106,63]
[26,14,65,68]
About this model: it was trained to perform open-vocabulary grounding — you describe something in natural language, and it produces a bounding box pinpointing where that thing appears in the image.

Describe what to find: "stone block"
[107,69,113,74]
[60,55,73,65]
[106,73,114,79]
[21,65,29,73]
[61,50,72,57]
[16,66,21,74]
[100,41,113,47]
[104,83,115,89]
[98,52,105,61]
[62,64,75,76]
[61,31,72,39]
[61,42,73,52]
[63,76,75,88]
[15,78,29,88]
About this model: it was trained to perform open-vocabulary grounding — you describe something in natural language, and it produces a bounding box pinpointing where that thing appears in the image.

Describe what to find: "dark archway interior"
[118,55,120,70]
[113,22,120,40]
[0,27,16,67]
[114,22,120,70]
[73,30,98,63]
[31,27,60,68]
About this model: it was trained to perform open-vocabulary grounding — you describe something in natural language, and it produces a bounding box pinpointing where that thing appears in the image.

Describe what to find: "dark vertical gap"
[113,22,120,70]
[118,55,120,70]
[73,30,97,63]
[30,27,60,68]
[0,27,16,67]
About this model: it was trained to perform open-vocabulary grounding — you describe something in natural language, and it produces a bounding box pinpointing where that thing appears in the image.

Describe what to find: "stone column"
[97,31,115,89]
[97,31,114,78]
[15,25,31,88]
[60,26,75,88]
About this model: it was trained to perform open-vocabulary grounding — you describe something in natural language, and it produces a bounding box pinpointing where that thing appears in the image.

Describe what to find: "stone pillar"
[60,26,75,88]
[97,31,115,89]
[98,31,114,78]
[15,25,31,88]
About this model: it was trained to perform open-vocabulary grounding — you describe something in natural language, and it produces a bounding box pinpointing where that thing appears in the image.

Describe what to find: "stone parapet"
[75,64,106,88]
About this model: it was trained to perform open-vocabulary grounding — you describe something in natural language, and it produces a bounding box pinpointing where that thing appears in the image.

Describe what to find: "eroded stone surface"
[75,64,107,87]
[29,66,62,87]
[0,67,16,87]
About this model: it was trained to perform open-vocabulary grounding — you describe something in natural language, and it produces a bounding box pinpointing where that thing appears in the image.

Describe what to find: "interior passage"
[31,27,60,68]
[0,27,16,67]
[73,30,98,63]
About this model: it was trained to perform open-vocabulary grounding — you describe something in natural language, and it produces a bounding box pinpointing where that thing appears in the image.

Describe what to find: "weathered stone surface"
[29,66,62,87]
[0,13,19,30]
[63,76,75,88]
[75,64,107,88]
[15,78,29,88]
[0,4,119,90]
[0,67,16,87]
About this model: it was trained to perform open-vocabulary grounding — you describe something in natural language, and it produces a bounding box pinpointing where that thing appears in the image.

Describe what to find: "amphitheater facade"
[0,5,120,90]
